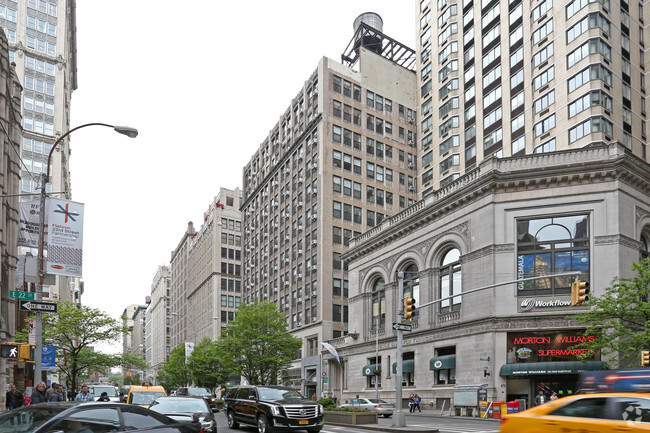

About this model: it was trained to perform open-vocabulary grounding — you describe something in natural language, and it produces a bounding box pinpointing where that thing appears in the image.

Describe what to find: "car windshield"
[91,387,117,397]
[131,392,166,405]
[258,388,304,401]
[150,399,208,414]
[187,388,211,396]
[0,405,68,433]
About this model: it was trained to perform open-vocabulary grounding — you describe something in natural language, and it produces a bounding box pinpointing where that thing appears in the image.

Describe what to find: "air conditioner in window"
[408,139,414,145]
[408,186,415,192]
[284,306,289,310]
[273,288,278,293]
[408,162,414,169]
[312,240,317,245]
[297,297,302,303]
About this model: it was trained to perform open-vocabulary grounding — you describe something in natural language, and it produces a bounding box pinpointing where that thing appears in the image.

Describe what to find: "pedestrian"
[408,394,414,412]
[550,391,558,401]
[45,384,55,401]
[535,390,547,406]
[5,384,24,410]
[97,392,110,402]
[75,385,94,402]
[311,393,317,401]
[413,394,422,412]
[30,382,48,405]
[332,394,337,405]
[49,384,65,402]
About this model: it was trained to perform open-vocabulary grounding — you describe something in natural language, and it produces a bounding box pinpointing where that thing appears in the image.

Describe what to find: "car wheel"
[227,410,239,429]
[257,414,272,433]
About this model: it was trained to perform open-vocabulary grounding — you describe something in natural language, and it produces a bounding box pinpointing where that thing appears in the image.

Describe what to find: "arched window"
[403,263,420,308]
[371,278,385,330]
[440,248,461,313]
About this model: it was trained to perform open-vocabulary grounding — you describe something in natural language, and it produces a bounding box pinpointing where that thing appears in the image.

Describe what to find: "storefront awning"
[429,354,456,370]
[392,360,415,374]
[362,364,381,376]
[500,361,606,377]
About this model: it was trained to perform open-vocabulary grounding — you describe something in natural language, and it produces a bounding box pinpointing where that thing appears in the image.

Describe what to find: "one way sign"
[19,300,57,313]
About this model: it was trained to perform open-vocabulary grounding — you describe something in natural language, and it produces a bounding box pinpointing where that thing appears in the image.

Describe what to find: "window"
[440,249,461,312]
[569,116,612,142]
[535,90,555,114]
[533,0,552,21]
[483,65,501,88]
[516,215,590,295]
[533,66,554,90]
[533,42,554,68]
[534,114,556,137]
[549,397,608,418]
[533,19,553,45]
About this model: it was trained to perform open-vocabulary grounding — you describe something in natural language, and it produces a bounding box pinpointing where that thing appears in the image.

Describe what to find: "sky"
[69,1,416,352]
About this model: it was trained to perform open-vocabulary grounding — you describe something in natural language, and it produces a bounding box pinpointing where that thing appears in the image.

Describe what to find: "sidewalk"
[326,409,500,433]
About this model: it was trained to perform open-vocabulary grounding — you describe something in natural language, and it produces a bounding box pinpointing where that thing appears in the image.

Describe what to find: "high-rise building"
[416,0,648,195]
[146,265,170,379]
[169,222,196,349]
[241,13,418,396]
[186,188,243,342]
[3,0,77,302]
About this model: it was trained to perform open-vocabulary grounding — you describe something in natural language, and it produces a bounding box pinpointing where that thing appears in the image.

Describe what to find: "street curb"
[326,422,439,433]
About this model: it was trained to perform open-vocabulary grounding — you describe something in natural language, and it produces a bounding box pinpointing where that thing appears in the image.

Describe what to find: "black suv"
[224,385,323,433]
[176,387,217,408]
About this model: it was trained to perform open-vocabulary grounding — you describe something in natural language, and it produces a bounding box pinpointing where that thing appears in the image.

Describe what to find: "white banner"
[185,342,195,364]
[18,200,45,249]
[46,198,84,278]
[28,319,35,345]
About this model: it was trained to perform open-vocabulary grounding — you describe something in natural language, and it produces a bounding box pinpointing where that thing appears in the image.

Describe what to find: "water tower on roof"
[353,12,383,55]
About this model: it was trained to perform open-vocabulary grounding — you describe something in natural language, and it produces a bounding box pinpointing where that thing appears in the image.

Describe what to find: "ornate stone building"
[330,143,650,409]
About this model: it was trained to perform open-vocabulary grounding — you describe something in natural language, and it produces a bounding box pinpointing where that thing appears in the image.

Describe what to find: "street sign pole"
[394,271,406,427]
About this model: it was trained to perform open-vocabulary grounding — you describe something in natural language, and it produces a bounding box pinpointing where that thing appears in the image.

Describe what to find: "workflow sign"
[19,300,58,313]
[46,198,84,278]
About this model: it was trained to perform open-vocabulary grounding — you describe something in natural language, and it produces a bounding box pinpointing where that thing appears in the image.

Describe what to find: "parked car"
[176,386,217,408]
[149,396,217,433]
[224,385,324,433]
[500,392,650,432]
[0,401,200,432]
[340,398,395,417]
[88,384,120,402]
[127,382,167,407]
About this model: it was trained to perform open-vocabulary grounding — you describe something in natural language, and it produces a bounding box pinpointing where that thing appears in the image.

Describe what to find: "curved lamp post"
[34,123,138,383]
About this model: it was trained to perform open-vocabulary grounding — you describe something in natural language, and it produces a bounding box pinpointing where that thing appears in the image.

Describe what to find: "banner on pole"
[42,345,56,370]
[28,320,35,345]
[185,342,195,364]
[46,198,84,278]
[18,201,45,249]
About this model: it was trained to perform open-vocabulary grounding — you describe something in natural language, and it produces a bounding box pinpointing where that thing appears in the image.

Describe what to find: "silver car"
[340,398,395,417]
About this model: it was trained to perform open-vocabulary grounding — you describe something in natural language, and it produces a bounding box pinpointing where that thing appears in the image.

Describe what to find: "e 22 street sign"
[19,300,57,313]
[10,291,35,300]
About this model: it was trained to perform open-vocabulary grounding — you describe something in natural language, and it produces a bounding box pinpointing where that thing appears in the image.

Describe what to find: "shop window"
[401,352,415,386]
[434,347,456,385]
[367,356,381,388]
[516,215,590,296]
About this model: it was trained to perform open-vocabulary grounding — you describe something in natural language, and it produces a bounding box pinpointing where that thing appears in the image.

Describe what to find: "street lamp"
[34,123,138,383]
[171,312,198,345]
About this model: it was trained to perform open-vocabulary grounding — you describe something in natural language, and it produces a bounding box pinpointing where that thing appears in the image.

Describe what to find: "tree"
[187,337,229,389]
[20,301,130,393]
[157,344,191,390]
[572,258,650,368]
[215,300,301,385]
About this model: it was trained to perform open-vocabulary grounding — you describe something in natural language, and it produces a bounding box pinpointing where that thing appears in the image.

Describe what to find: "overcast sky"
[69,1,416,352]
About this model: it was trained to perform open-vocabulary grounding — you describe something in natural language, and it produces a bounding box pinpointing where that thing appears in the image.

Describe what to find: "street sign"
[10,291,35,300]
[323,377,328,383]
[392,322,412,332]
[19,300,57,313]
[322,372,327,377]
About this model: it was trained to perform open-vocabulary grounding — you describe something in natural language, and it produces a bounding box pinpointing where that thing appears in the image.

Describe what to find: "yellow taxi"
[126,382,167,407]
[500,392,650,432]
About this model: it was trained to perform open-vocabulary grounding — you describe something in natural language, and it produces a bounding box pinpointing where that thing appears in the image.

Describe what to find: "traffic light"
[642,350,650,367]
[571,280,590,306]
[19,344,35,362]
[403,297,415,321]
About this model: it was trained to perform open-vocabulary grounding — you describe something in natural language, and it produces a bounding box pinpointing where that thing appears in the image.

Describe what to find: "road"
[214,410,501,433]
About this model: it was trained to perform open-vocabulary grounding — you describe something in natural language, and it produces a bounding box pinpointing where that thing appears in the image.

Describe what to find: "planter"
[324,411,378,425]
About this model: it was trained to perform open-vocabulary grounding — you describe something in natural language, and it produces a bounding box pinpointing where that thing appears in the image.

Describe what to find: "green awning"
[392,359,415,374]
[429,354,456,370]
[362,364,381,376]
[500,361,606,377]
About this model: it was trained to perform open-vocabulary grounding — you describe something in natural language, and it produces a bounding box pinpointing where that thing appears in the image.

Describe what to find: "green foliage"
[157,344,191,389]
[318,397,336,409]
[571,259,650,368]
[215,300,302,385]
[187,337,229,389]
[20,301,128,393]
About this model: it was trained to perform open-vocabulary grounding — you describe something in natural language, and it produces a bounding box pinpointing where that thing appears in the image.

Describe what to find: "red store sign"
[507,331,599,364]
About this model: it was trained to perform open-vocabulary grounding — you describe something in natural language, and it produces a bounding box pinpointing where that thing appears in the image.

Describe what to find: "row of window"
[333,176,394,206]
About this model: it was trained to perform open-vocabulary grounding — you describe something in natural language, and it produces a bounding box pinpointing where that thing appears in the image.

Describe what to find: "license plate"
[299,420,308,425]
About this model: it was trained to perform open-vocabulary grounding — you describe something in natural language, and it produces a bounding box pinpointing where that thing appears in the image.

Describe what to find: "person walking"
[535,390,547,406]
[550,391,559,401]
[49,384,65,402]
[30,382,48,405]
[408,394,414,413]
[413,394,422,412]
[74,385,94,402]
[97,392,110,402]
[5,384,24,410]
